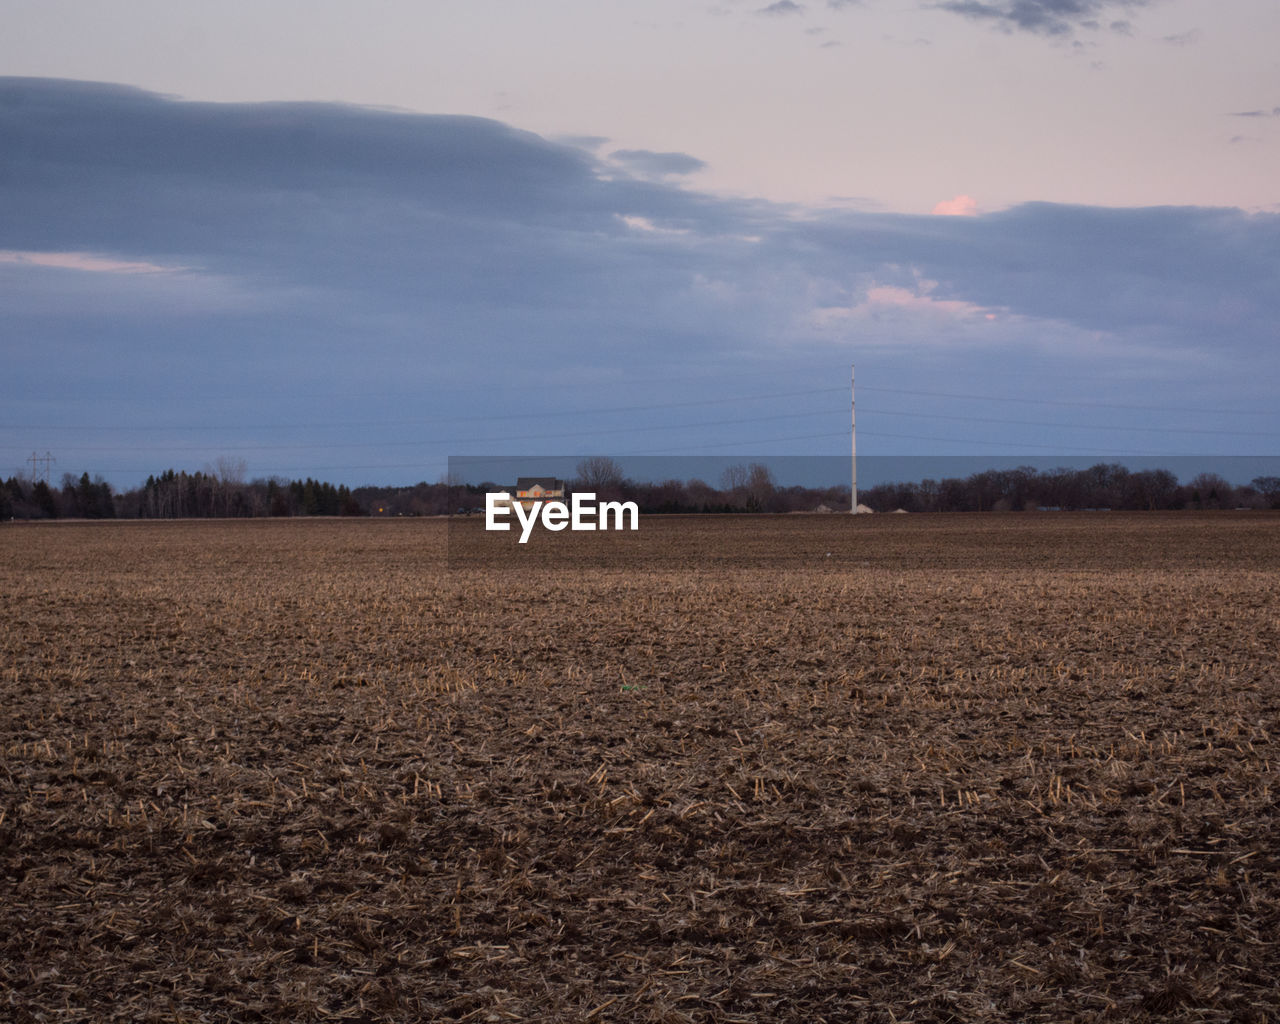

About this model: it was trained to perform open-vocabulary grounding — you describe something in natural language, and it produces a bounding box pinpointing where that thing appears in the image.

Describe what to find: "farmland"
[3,514,1279,1022]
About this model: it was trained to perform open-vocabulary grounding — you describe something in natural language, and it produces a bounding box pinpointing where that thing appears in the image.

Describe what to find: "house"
[513,477,566,511]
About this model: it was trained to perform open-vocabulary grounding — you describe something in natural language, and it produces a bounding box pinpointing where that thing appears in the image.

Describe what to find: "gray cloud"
[757,1,805,15]
[555,134,610,150]
[2,78,1276,482]
[931,0,1154,38]
[1230,107,1280,118]
[608,149,708,177]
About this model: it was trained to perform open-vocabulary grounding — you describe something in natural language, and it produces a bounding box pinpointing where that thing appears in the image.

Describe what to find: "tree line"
[462,459,1280,515]
[858,465,1280,513]
[1,470,363,520]
[3,460,1279,520]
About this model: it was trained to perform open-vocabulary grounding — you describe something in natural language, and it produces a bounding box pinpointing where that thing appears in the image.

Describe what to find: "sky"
[2,0,1278,489]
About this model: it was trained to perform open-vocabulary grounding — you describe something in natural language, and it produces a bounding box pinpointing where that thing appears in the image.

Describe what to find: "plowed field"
[3,513,1279,1022]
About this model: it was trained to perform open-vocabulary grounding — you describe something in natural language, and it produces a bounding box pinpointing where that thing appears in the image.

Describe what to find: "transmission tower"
[28,451,55,485]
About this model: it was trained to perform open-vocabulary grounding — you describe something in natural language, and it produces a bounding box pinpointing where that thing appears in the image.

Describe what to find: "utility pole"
[850,364,857,514]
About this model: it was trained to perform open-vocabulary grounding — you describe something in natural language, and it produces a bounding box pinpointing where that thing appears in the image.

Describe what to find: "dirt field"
[3,513,1279,1022]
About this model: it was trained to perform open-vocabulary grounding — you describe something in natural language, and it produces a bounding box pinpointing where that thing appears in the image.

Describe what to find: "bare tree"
[213,456,247,517]
[215,456,247,485]
[686,477,718,509]
[1125,469,1180,511]
[720,463,775,510]
[576,456,624,495]
[1188,472,1234,510]
[1252,476,1280,508]
[720,463,749,494]
[745,462,776,511]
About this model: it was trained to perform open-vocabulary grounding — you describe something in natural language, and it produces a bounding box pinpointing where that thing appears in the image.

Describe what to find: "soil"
[3,513,1279,1022]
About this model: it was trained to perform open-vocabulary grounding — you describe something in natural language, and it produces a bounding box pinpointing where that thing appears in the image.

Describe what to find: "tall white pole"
[850,363,857,514]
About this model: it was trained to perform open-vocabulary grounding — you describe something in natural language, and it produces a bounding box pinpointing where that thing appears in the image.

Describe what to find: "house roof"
[515,477,565,491]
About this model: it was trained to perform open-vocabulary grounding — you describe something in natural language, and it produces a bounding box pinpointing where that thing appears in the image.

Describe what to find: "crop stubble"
[2,514,1279,1022]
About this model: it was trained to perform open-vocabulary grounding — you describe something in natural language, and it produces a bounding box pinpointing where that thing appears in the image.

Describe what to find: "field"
[3,513,1279,1022]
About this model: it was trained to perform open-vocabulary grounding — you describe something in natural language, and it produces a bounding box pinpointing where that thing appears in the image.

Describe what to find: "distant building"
[514,477,566,511]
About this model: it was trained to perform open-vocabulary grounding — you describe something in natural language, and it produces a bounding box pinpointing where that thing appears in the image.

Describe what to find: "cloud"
[1230,107,1280,118]
[881,203,1280,344]
[617,214,693,236]
[2,77,1277,482]
[757,1,805,15]
[555,134,610,151]
[932,194,979,216]
[812,276,1001,329]
[0,250,188,274]
[607,149,708,178]
[930,0,1155,38]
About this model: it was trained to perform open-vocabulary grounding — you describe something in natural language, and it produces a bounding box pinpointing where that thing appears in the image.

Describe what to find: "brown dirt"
[2,513,1279,1022]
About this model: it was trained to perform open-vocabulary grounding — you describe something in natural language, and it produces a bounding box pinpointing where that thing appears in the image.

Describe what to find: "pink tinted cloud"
[0,250,184,274]
[931,194,978,216]
[811,276,1003,329]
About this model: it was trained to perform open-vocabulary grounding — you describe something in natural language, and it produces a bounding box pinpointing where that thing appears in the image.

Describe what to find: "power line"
[5,382,1276,436]
[863,408,1280,439]
[6,399,1279,460]
[626,430,1136,457]
[857,430,1137,455]
[860,385,1275,417]
[8,374,1278,485]
[0,386,849,433]
[72,440,1280,481]
[0,408,845,455]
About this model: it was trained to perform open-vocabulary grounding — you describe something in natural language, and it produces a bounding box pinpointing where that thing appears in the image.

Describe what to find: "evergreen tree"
[267,479,291,516]
[339,485,362,516]
[32,480,58,518]
[96,477,116,519]
[302,478,319,515]
[78,472,100,518]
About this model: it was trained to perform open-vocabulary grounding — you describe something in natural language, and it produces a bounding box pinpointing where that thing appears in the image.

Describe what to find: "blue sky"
[2,2,1278,487]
